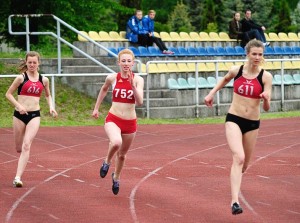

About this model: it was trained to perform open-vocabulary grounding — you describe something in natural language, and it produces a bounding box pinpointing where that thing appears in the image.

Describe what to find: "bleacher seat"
[140,63,159,73]
[292,46,300,55]
[216,62,228,71]
[167,63,179,73]
[177,47,190,56]
[209,32,221,41]
[78,31,89,41]
[288,32,300,41]
[264,33,271,42]
[293,74,300,84]
[205,62,216,72]
[138,46,152,57]
[109,31,127,41]
[282,46,294,56]
[89,31,102,41]
[225,46,238,56]
[168,46,180,56]
[179,32,193,41]
[168,78,180,90]
[198,62,209,72]
[284,74,296,84]
[198,77,210,88]
[234,46,245,56]
[160,32,173,41]
[170,32,182,41]
[199,32,212,41]
[148,46,164,56]
[215,46,228,56]
[197,47,208,56]
[283,61,294,70]
[219,32,233,42]
[119,31,126,39]
[189,32,201,41]
[264,46,275,56]
[153,32,160,38]
[225,62,235,69]
[177,63,190,72]
[157,63,169,73]
[107,47,118,57]
[207,76,217,87]
[99,31,113,41]
[178,77,193,89]
[128,46,140,57]
[278,32,291,42]
[187,46,200,56]
[206,46,218,56]
[187,77,196,88]
[292,60,300,69]
[118,47,125,52]
[273,46,284,55]
[272,74,281,85]
[268,32,281,42]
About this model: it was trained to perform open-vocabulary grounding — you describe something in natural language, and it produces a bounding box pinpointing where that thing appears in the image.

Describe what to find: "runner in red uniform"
[204,39,272,215]
[6,51,58,187]
[92,49,144,195]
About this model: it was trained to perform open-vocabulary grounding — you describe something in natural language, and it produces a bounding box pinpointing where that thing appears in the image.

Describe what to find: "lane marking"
[166,177,178,181]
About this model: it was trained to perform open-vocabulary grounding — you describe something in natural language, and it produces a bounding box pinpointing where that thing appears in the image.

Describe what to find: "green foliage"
[205,23,218,32]
[168,1,194,32]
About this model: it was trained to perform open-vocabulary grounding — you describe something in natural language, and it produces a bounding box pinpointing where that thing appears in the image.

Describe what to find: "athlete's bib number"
[238,85,254,96]
[27,86,40,94]
[114,88,133,99]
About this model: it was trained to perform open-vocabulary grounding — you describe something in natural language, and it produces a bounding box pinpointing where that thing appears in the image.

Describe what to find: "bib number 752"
[114,88,134,99]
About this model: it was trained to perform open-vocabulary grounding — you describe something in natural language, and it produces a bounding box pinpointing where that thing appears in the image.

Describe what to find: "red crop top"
[18,72,44,97]
[233,65,264,99]
[112,72,135,104]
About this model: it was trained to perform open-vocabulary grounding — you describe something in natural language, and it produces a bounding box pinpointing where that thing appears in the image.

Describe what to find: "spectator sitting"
[240,9,270,47]
[142,10,174,55]
[229,12,266,48]
[126,10,151,47]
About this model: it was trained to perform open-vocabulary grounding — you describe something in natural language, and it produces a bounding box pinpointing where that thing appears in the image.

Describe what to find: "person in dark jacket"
[142,10,174,54]
[126,10,150,47]
[229,12,266,48]
[240,9,270,47]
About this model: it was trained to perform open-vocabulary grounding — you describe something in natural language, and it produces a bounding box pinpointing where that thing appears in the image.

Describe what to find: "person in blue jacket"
[142,10,174,54]
[126,10,150,47]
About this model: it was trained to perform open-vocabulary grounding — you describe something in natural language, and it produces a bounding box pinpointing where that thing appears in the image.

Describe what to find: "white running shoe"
[13,177,23,188]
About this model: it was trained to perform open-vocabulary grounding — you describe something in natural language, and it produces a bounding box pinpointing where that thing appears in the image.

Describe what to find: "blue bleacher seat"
[107,47,118,57]
[177,47,190,56]
[206,46,217,56]
[264,46,275,56]
[234,46,245,56]
[292,46,300,55]
[167,78,180,89]
[215,46,228,56]
[225,46,238,56]
[138,46,152,57]
[168,46,180,56]
[148,46,164,56]
[177,77,193,89]
[282,46,294,56]
[273,46,284,55]
[197,47,208,56]
[128,46,141,57]
[118,47,125,52]
[274,74,291,85]
[187,46,200,56]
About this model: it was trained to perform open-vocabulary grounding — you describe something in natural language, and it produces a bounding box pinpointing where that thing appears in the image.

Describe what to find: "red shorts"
[105,112,137,134]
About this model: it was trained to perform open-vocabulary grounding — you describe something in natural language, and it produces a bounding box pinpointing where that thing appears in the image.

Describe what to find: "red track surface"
[1,117,299,223]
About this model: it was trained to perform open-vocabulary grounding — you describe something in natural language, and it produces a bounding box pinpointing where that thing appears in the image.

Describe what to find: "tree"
[168,1,194,32]
[274,0,292,33]
[291,1,300,32]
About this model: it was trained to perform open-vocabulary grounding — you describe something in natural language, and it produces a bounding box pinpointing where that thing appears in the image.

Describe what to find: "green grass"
[1,61,299,128]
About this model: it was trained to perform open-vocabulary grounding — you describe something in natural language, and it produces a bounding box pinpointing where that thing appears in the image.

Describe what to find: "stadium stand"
[197,46,208,56]
[219,32,235,42]
[234,46,245,56]
[209,32,221,41]
[264,46,275,56]
[177,46,190,56]
[170,32,183,41]
[198,77,210,88]
[160,32,173,42]
[178,77,193,89]
[292,46,300,55]
[109,31,128,42]
[179,32,193,41]
[157,63,170,73]
[88,31,102,41]
[177,63,190,72]
[107,47,118,57]
[288,32,300,41]
[273,46,284,55]
[187,77,196,88]
[207,76,217,87]
[225,46,238,56]
[187,46,200,56]
[138,46,153,57]
[189,32,202,41]
[78,31,89,41]
[99,31,113,41]
[282,46,294,56]
[293,74,300,84]
[284,74,297,84]
[199,32,212,41]
[215,46,228,56]
[278,32,291,42]
[128,46,141,57]
[268,32,281,42]
[167,63,179,73]
[148,46,165,56]
[167,78,180,89]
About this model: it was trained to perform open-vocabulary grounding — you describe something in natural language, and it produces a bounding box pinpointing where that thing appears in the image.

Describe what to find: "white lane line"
[256,201,271,206]
[129,143,227,223]
[281,180,294,185]
[257,175,270,179]
[61,174,70,178]
[74,179,85,183]
[215,165,226,169]
[90,184,100,188]
[37,165,44,168]
[170,212,182,217]
[31,205,42,210]
[2,191,12,196]
[276,160,287,163]
[286,209,300,215]
[48,214,59,220]
[166,177,178,181]
[145,203,157,208]
[199,161,208,165]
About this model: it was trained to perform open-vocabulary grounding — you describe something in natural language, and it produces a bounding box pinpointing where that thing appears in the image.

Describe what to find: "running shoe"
[111,173,119,195]
[231,202,243,215]
[13,177,23,188]
[100,161,110,178]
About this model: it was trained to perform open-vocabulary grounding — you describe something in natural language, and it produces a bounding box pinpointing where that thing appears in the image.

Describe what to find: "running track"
[1,117,299,223]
